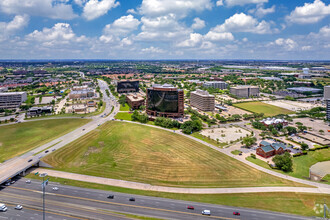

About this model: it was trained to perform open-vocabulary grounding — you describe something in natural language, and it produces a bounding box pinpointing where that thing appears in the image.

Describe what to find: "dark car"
[129,197,135,201]
[45,150,49,153]
[107,195,114,199]
[28,159,33,162]
[187,206,194,210]
[233,212,240,216]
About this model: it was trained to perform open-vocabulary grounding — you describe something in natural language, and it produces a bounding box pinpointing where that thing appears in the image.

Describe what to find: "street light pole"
[39,173,48,220]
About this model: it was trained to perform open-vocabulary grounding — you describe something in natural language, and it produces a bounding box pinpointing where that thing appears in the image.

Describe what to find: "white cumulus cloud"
[224,0,268,7]
[139,0,212,17]
[141,46,165,53]
[191,18,206,29]
[249,5,275,17]
[0,0,77,20]
[286,0,330,24]
[273,38,297,50]
[211,13,275,34]
[82,0,120,21]
[177,33,203,47]
[0,15,29,41]
[204,31,234,41]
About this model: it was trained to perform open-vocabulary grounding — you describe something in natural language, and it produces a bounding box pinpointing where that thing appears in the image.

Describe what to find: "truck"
[0,203,7,212]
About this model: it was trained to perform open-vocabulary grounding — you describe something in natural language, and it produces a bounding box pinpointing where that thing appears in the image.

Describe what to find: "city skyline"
[0,0,329,60]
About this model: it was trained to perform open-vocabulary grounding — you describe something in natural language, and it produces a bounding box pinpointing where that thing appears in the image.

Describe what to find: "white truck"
[0,203,7,212]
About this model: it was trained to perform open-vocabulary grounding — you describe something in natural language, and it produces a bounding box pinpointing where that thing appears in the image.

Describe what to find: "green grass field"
[114,112,132,120]
[43,121,307,188]
[233,102,294,116]
[231,150,242,155]
[0,119,90,162]
[26,174,329,217]
[247,148,330,184]
[119,103,130,111]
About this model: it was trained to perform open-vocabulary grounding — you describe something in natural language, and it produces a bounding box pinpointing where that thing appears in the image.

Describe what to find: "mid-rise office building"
[146,84,184,118]
[190,90,215,112]
[0,92,27,109]
[324,86,330,120]
[27,106,52,116]
[203,81,228,90]
[117,81,139,93]
[230,85,259,98]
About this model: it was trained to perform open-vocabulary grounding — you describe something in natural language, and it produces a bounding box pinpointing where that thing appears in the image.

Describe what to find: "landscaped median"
[42,121,307,188]
[0,119,91,162]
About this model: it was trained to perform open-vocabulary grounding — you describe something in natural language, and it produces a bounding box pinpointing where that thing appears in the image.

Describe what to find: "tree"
[300,142,309,151]
[297,125,307,132]
[118,95,126,106]
[272,152,293,172]
[286,126,297,135]
[319,130,324,135]
[241,136,257,148]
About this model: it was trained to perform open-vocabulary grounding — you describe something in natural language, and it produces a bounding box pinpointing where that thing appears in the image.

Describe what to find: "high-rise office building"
[146,84,184,118]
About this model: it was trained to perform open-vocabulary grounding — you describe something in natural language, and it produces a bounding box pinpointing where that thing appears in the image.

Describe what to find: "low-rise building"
[27,106,52,116]
[126,95,144,109]
[0,92,27,109]
[190,90,215,112]
[230,85,259,98]
[69,89,95,99]
[260,118,288,127]
[256,141,287,158]
[72,85,89,91]
[287,87,322,94]
[203,81,228,90]
[324,86,330,120]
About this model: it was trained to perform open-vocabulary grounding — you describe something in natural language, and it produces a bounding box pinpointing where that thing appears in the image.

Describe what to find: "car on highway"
[28,159,33,162]
[129,197,135,201]
[26,180,31,184]
[15,205,23,210]
[187,206,194,210]
[10,180,15,184]
[233,211,240,216]
[45,150,49,153]
[0,203,7,212]
[52,187,59,191]
[202,210,211,215]
[82,129,85,131]
[52,149,56,151]
[107,195,114,199]
[4,182,10,186]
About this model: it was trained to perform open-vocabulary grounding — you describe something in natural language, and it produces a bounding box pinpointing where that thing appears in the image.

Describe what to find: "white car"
[26,180,31,184]
[52,187,59,191]
[15,205,23,210]
[202,210,211,216]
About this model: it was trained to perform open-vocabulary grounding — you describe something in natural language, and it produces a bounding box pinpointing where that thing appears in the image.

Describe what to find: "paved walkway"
[34,168,330,194]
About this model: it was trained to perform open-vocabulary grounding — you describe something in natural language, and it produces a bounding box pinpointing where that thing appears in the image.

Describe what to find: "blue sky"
[0,0,329,60]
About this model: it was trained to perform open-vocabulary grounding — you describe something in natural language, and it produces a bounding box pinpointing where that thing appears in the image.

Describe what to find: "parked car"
[233,211,240,216]
[202,210,211,216]
[187,206,194,210]
[129,197,135,201]
[107,195,114,199]
[15,205,23,210]
[239,153,242,156]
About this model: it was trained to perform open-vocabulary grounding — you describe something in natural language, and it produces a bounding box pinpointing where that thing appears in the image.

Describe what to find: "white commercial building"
[203,81,228,90]
[324,86,330,120]
[230,85,259,98]
[0,92,27,109]
[190,90,215,112]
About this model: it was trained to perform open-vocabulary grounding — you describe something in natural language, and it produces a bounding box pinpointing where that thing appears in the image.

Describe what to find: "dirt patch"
[84,146,102,157]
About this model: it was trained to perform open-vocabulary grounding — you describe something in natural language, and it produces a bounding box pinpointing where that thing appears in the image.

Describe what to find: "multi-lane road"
[0,178,314,220]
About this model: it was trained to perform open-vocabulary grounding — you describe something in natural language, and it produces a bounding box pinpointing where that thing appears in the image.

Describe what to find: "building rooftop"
[0,92,27,96]
[127,94,144,102]
[231,85,259,89]
[287,87,322,93]
[191,90,214,97]
[260,77,283,81]
[261,145,274,153]
[272,142,286,150]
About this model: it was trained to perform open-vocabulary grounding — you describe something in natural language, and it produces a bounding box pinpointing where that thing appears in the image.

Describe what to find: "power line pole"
[40,173,48,220]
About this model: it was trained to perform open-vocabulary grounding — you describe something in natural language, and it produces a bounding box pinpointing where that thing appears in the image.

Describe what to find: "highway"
[0,178,314,220]
[0,79,120,185]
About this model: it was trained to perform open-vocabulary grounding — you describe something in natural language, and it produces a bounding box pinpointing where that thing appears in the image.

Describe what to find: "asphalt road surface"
[0,178,314,220]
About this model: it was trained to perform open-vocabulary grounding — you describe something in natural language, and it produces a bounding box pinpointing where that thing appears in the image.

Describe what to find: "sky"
[0,0,329,60]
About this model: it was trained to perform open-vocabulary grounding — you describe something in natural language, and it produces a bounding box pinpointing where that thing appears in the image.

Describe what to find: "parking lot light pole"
[39,173,48,220]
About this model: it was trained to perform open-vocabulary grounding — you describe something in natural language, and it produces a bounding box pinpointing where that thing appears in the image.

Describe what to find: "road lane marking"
[8,186,237,220]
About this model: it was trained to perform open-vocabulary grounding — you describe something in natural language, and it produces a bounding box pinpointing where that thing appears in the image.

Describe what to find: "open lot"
[200,127,251,143]
[0,119,90,162]
[263,100,323,111]
[233,101,294,116]
[43,121,306,188]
